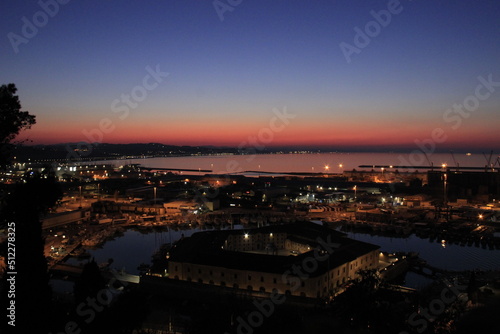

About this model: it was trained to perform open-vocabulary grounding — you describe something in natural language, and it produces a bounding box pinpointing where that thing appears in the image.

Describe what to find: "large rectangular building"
[167,222,380,299]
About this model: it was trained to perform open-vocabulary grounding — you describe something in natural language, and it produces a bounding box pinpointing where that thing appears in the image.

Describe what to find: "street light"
[78,185,82,209]
[353,185,357,200]
[443,173,447,204]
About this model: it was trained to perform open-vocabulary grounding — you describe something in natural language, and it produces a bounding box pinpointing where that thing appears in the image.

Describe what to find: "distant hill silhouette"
[10,142,241,162]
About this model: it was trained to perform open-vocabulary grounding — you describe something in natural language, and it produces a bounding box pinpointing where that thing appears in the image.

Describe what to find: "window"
[221,272,225,277]
[198,269,202,274]
[209,270,213,276]
[273,278,277,284]
[301,281,305,287]
[248,275,252,281]
[187,268,191,273]
[234,274,238,279]
[174,266,178,271]
[260,277,264,282]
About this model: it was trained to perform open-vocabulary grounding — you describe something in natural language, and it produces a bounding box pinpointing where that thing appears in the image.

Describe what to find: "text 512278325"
[6,222,16,327]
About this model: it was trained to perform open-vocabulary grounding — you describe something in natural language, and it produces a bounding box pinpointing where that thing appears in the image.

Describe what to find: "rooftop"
[168,222,380,277]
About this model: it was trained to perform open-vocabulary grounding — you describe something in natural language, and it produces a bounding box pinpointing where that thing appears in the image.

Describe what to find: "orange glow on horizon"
[20,116,500,150]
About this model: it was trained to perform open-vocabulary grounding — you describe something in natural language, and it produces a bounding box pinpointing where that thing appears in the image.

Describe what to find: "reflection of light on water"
[92,152,489,175]
[441,239,446,248]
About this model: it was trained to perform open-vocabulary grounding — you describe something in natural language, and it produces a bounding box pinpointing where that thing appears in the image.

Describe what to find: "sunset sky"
[1,0,499,151]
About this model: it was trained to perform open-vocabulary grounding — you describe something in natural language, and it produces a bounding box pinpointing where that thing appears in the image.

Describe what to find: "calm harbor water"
[343,231,500,272]
[53,227,230,293]
[342,231,500,288]
[93,152,490,174]
[53,225,500,292]
[65,227,205,274]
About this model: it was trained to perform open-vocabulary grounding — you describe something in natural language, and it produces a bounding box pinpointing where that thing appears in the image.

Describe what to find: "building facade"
[167,222,380,299]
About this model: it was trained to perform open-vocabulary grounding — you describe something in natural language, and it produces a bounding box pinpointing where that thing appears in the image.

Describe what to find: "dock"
[50,264,140,284]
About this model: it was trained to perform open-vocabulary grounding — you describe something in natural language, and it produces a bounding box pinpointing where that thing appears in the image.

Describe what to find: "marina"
[48,219,500,293]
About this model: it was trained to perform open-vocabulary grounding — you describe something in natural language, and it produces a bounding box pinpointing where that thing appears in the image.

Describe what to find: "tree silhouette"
[74,259,106,305]
[0,84,59,333]
[1,170,62,333]
[0,83,36,167]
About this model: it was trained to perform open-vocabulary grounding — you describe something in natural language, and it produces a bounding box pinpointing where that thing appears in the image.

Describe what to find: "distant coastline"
[10,142,496,164]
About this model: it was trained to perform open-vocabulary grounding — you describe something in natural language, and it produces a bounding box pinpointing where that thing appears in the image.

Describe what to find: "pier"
[140,167,212,173]
[50,264,139,284]
[358,164,498,171]
[408,256,500,280]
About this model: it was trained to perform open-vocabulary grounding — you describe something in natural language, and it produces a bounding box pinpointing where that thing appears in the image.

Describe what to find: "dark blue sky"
[1,0,499,150]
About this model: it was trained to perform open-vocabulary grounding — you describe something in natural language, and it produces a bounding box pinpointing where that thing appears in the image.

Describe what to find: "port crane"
[482,150,494,171]
[450,151,459,171]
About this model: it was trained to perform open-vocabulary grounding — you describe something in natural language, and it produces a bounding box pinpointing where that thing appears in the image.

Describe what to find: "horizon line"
[14,142,499,155]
